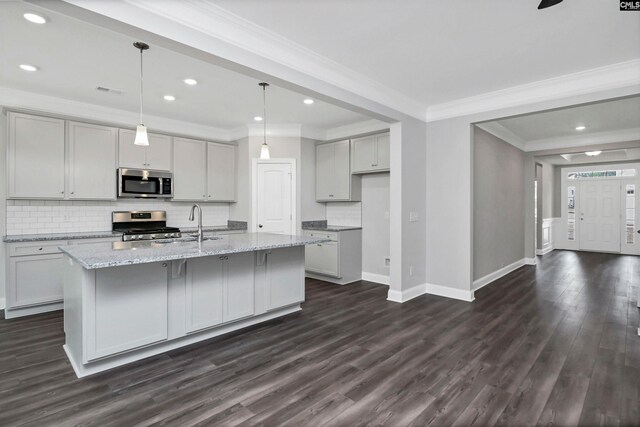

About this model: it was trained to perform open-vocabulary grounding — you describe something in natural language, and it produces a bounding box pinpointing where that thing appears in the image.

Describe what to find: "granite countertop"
[59,232,328,269]
[302,225,362,232]
[3,222,248,243]
[3,231,122,243]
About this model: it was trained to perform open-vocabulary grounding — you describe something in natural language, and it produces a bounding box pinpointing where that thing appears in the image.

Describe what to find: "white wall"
[326,203,361,226]
[361,173,390,279]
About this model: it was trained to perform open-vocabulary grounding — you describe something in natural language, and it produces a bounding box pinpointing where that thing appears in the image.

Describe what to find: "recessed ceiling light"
[575,125,586,131]
[19,64,38,72]
[23,13,46,24]
[184,78,197,85]
[163,95,175,101]
[303,99,314,105]
[254,116,263,122]
[585,151,602,156]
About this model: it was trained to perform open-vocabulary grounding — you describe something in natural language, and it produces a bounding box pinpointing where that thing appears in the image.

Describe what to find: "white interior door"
[256,162,293,234]
[579,180,621,253]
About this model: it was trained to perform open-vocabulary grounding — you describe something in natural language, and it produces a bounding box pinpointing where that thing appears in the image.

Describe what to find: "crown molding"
[323,119,390,142]
[0,86,233,141]
[475,122,525,151]
[427,59,640,123]
[525,127,640,152]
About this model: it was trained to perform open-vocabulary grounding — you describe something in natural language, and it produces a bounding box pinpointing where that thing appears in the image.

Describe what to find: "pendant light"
[133,42,150,146]
[258,82,270,160]
[538,0,563,9]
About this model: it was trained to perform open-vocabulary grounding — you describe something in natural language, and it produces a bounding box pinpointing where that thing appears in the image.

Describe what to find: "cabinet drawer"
[9,240,67,256]
[303,230,338,241]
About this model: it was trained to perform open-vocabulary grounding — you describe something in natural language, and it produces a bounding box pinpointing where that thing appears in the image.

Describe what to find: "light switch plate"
[409,212,419,222]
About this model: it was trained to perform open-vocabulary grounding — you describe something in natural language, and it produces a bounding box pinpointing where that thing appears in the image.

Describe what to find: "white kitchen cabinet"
[173,137,207,201]
[5,239,68,319]
[66,121,118,200]
[8,112,65,199]
[304,229,362,285]
[207,142,236,202]
[86,262,169,361]
[316,140,361,202]
[265,246,305,310]
[185,252,255,332]
[351,132,390,174]
[118,129,172,171]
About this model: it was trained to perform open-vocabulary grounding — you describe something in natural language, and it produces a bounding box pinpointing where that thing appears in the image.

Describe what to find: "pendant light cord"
[262,84,267,145]
[139,47,144,125]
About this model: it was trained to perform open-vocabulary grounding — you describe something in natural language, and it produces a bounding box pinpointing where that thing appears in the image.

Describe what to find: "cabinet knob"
[71,192,75,195]
[162,263,167,267]
[60,191,64,194]
[208,195,212,197]
[38,247,43,251]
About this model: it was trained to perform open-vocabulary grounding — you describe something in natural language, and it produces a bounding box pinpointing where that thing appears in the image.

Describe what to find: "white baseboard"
[0,298,4,310]
[426,283,475,302]
[387,283,426,303]
[387,282,475,303]
[473,258,525,291]
[536,245,554,256]
[361,272,390,285]
[524,257,537,265]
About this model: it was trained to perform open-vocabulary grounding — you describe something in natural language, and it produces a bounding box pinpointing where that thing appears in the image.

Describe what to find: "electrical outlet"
[384,257,390,267]
[409,212,419,222]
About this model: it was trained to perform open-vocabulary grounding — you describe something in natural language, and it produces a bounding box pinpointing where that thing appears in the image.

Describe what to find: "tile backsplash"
[325,202,362,227]
[6,200,230,235]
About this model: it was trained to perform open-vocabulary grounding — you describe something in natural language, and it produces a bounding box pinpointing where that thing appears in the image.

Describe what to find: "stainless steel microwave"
[117,168,173,199]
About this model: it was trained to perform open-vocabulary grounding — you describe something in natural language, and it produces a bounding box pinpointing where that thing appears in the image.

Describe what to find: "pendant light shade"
[258,82,270,160]
[538,0,563,9]
[133,42,150,146]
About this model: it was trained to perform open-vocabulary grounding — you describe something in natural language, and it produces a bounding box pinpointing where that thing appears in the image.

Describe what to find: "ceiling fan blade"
[538,0,564,9]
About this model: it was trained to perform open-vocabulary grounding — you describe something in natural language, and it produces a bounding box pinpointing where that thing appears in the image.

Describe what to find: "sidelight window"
[627,184,635,245]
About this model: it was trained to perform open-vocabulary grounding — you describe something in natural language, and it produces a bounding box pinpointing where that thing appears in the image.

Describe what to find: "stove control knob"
[138,235,144,240]
[164,233,169,238]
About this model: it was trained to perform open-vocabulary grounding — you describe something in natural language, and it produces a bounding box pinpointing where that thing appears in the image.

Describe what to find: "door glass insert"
[567,186,576,240]
[626,184,635,244]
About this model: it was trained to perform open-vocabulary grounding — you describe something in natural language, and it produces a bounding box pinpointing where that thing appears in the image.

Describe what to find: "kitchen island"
[59,233,326,378]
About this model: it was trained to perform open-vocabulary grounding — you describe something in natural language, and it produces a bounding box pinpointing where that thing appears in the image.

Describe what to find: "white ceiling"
[0,1,370,131]
[496,96,640,142]
[537,148,640,166]
[210,0,640,108]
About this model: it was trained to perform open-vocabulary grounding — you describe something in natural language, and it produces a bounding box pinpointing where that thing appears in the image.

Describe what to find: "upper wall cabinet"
[66,121,118,200]
[118,129,172,171]
[173,137,207,201]
[207,142,236,202]
[316,140,361,202]
[8,112,66,199]
[351,132,390,174]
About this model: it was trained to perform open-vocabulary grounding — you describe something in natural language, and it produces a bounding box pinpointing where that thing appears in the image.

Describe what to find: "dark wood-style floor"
[1,250,639,426]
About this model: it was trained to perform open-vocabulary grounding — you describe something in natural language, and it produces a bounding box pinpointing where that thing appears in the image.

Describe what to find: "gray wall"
[0,112,6,306]
[473,127,525,280]
[553,165,562,217]
[361,173,390,277]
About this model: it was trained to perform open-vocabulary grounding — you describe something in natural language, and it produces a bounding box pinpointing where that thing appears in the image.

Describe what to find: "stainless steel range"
[112,211,181,241]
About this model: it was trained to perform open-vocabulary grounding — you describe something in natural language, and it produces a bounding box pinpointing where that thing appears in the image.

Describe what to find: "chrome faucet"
[188,204,203,243]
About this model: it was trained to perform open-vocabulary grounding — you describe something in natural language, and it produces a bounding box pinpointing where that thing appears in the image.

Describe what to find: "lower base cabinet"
[8,253,65,308]
[266,246,305,310]
[185,252,255,333]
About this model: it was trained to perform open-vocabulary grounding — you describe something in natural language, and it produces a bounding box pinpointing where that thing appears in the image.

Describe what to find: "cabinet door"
[67,121,118,200]
[145,134,172,171]
[207,143,236,202]
[173,137,206,201]
[267,246,305,310]
[185,256,224,333]
[119,130,172,171]
[351,135,377,173]
[316,143,334,201]
[118,129,146,169]
[87,262,169,361]
[375,133,391,171]
[8,112,65,199]
[332,140,351,200]
[7,254,64,309]
[305,241,339,277]
[223,252,255,322]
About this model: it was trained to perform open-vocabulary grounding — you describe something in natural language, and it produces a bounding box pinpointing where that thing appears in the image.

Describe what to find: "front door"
[579,180,621,253]
[256,162,293,234]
